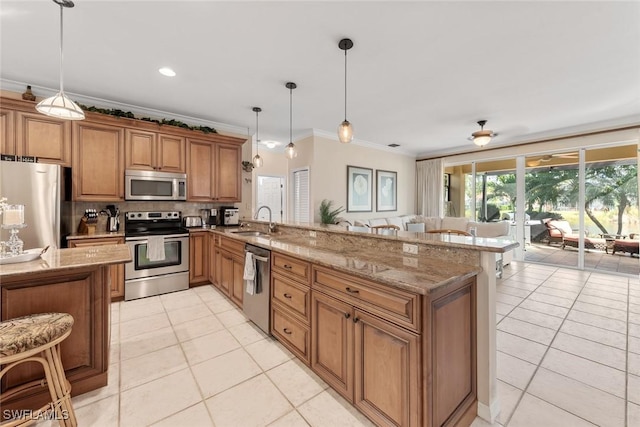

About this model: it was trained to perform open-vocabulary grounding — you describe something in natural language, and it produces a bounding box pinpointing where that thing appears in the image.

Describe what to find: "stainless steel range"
[124,211,189,301]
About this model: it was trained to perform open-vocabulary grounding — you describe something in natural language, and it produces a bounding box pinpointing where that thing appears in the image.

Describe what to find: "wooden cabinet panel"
[16,111,71,165]
[272,274,310,322]
[215,143,241,202]
[73,122,124,201]
[0,108,15,155]
[272,252,310,283]
[125,129,156,171]
[189,232,209,286]
[311,290,353,401]
[208,233,217,285]
[67,237,125,300]
[157,134,186,173]
[230,254,244,307]
[187,139,214,201]
[272,305,310,364]
[354,309,420,427]
[219,236,245,256]
[219,251,233,296]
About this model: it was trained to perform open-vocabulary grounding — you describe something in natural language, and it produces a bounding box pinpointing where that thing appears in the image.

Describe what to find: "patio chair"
[544,219,574,245]
[612,235,640,256]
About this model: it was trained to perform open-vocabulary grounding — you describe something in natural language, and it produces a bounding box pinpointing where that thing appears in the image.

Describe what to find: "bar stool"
[0,313,77,427]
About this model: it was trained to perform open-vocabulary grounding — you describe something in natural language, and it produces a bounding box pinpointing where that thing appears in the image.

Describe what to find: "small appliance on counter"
[220,207,239,226]
[208,208,219,227]
[183,216,203,228]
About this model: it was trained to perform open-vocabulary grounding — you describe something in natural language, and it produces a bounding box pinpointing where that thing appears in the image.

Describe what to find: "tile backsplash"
[63,201,236,237]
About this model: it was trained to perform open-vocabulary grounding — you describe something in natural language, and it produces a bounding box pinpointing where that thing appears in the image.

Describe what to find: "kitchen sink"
[231,231,270,237]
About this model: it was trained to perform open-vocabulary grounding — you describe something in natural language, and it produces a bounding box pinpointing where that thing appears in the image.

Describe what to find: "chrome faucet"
[254,206,276,232]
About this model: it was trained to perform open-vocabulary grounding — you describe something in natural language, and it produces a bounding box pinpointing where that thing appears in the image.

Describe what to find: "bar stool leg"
[43,345,77,427]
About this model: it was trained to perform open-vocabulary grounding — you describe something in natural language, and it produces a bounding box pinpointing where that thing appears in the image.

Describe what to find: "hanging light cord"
[344,48,348,121]
[58,2,65,93]
[255,110,259,156]
[289,86,293,143]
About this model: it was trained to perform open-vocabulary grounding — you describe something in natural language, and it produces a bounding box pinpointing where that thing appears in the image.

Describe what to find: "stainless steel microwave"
[125,170,187,201]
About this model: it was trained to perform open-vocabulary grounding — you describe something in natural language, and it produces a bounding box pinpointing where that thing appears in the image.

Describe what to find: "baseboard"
[477,399,501,424]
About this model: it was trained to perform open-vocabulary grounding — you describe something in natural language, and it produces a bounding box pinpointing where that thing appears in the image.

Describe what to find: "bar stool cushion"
[0,313,74,358]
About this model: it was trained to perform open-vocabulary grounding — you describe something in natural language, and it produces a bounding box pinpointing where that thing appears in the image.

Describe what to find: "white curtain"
[416,158,443,217]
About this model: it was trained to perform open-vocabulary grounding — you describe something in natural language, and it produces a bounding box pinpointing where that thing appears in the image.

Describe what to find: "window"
[292,168,309,222]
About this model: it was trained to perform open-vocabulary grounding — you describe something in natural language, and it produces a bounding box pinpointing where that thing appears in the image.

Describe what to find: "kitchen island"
[207,222,517,426]
[0,244,131,413]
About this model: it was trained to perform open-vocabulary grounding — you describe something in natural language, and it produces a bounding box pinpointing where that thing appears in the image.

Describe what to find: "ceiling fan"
[527,152,578,167]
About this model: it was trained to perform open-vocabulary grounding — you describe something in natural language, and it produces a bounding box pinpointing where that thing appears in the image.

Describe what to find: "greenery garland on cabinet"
[77,103,217,134]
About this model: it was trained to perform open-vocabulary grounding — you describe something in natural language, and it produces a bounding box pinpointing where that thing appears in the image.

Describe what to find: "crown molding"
[0,79,248,136]
[311,129,416,157]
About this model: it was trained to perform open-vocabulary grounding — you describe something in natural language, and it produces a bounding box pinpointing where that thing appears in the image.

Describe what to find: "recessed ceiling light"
[262,140,281,149]
[158,67,176,77]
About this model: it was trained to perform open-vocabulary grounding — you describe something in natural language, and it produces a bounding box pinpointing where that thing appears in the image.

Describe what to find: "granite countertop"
[213,229,481,295]
[67,231,125,240]
[0,244,132,278]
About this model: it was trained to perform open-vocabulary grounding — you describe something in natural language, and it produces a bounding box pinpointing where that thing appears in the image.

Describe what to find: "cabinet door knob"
[283,328,292,335]
[283,293,292,299]
[345,287,359,294]
[344,313,351,319]
[353,317,360,323]
[283,264,292,269]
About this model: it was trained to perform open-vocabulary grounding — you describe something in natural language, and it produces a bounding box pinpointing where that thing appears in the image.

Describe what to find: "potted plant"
[319,199,345,224]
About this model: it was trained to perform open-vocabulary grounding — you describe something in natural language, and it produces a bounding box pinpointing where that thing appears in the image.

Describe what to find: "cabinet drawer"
[313,266,420,332]
[219,236,245,256]
[272,305,310,364]
[272,274,310,322]
[272,253,310,282]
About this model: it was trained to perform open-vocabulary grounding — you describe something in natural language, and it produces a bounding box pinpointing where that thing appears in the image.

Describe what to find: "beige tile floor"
[47,261,639,426]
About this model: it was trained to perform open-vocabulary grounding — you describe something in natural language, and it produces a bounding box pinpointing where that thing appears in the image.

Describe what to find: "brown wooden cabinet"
[67,237,125,300]
[310,265,422,427]
[0,108,15,155]
[208,233,218,286]
[15,111,72,166]
[189,231,209,286]
[126,129,185,173]
[73,121,125,201]
[271,252,312,364]
[217,235,245,307]
[187,139,241,202]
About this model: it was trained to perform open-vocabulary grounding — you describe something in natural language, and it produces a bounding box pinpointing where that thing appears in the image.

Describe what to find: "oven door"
[125,234,189,280]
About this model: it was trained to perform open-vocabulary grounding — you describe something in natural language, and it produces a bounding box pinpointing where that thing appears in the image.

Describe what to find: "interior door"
[256,175,284,222]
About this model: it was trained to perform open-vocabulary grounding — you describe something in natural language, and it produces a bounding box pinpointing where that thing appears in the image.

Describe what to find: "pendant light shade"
[252,107,263,168]
[285,82,297,159]
[471,120,495,147]
[36,0,84,121]
[337,38,354,143]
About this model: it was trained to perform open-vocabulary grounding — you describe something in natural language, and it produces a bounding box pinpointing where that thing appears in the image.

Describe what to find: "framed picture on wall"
[376,169,397,212]
[347,165,373,212]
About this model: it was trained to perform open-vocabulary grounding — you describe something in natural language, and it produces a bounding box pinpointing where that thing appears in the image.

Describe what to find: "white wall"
[310,135,416,223]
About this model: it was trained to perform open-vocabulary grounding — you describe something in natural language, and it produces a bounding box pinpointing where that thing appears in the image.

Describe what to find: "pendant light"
[252,107,263,168]
[36,0,85,120]
[284,82,297,159]
[470,120,496,147]
[337,38,354,143]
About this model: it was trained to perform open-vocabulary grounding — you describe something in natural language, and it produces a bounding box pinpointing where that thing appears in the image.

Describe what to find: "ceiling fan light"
[472,130,492,147]
[285,142,297,159]
[36,92,85,120]
[338,120,353,143]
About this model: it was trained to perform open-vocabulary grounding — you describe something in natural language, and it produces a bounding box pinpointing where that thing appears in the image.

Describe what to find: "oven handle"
[125,233,189,242]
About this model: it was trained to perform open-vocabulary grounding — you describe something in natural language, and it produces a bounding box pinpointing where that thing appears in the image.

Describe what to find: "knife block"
[77,217,97,235]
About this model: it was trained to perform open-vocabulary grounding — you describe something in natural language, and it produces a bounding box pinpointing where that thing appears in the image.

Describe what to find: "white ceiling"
[1,1,639,157]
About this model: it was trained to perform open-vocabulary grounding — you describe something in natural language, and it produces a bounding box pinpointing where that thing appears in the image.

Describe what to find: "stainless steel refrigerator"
[0,161,67,250]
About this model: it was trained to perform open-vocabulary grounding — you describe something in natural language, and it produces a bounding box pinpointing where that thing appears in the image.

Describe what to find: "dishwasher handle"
[252,254,270,263]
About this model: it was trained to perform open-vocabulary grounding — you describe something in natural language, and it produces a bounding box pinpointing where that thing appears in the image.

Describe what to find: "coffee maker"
[208,208,220,227]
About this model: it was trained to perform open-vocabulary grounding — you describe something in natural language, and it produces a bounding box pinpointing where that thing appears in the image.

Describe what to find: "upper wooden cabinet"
[187,139,242,202]
[125,129,185,173]
[15,111,72,166]
[0,108,15,155]
[73,121,125,201]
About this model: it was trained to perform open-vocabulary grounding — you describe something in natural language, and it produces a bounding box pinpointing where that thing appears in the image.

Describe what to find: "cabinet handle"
[344,313,350,319]
[353,317,360,323]
[283,293,292,299]
[283,264,293,269]
[345,287,359,294]
[283,328,292,335]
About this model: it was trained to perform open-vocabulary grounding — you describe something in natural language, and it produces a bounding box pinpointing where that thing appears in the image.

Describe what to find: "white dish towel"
[243,251,256,295]
[146,236,166,262]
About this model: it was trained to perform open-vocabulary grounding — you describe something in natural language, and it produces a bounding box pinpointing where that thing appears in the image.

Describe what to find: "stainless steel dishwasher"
[243,244,271,335]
